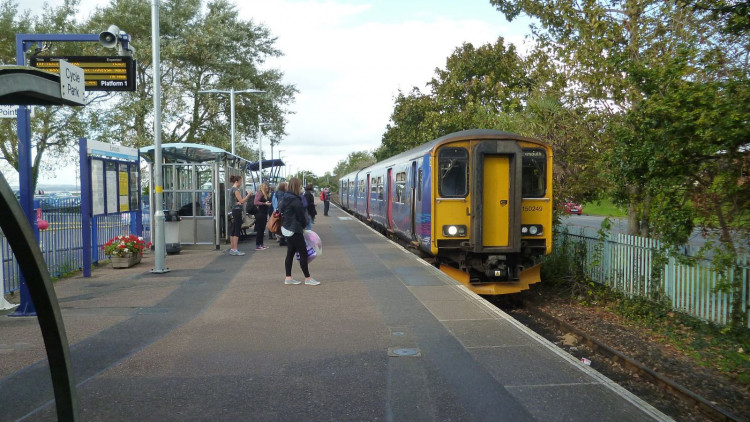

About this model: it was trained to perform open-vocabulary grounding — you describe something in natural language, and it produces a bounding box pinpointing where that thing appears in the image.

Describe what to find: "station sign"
[0,105,36,119]
[58,60,85,105]
[29,56,137,92]
[87,139,139,160]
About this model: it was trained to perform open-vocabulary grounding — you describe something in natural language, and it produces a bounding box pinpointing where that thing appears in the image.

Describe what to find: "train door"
[482,155,511,247]
[353,177,358,211]
[345,179,350,209]
[387,168,393,229]
[410,161,417,240]
[366,173,371,218]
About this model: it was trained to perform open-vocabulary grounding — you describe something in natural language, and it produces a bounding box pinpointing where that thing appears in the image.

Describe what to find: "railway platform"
[0,204,672,421]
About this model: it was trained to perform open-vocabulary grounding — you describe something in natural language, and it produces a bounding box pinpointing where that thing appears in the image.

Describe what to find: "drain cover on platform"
[388,347,421,357]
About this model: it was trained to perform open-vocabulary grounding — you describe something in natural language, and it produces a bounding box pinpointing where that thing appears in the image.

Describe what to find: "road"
[561,215,749,259]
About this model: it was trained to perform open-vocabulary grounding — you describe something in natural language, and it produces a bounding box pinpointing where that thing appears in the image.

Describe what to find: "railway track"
[500,299,744,422]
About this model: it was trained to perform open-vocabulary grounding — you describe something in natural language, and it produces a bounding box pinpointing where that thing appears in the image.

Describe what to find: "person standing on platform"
[253,182,272,250]
[322,187,331,216]
[280,177,319,286]
[272,182,288,246]
[229,175,253,256]
[304,183,317,227]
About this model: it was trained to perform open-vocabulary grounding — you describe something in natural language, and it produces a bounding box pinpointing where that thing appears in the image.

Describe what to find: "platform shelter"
[140,143,264,248]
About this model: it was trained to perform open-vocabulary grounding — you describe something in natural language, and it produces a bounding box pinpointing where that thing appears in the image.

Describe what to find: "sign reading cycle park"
[58,60,85,105]
[30,56,136,92]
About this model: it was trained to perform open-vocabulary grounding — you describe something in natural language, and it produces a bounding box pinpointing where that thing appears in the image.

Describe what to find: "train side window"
[417,168,422,197]
[522,148,546,198]
[438,147,468,197]
[395,171,406,203]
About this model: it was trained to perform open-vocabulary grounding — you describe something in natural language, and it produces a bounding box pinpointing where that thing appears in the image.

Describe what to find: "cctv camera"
[99,25,121,49]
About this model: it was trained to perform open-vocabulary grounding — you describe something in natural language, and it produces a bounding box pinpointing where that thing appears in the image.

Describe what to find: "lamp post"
[257,122,270,182]
[198,88,265,155]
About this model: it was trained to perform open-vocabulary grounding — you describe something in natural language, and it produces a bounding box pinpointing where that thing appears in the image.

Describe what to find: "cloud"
[238,0,529,176]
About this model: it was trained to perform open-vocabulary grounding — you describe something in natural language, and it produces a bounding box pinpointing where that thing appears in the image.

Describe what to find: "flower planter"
[110,253,142,269]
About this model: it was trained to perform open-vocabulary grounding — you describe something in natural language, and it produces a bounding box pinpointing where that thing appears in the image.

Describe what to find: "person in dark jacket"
[303,183,317,228]
[253,182,272,250]
[280,177,319,286]
[322,187,331,216]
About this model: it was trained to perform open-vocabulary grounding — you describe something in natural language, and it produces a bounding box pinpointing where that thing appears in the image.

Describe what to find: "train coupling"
[485,255,510,280]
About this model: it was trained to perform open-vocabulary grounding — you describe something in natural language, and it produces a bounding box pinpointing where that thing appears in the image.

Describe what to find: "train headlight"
[442,225,467,237]
[521,225,543,236]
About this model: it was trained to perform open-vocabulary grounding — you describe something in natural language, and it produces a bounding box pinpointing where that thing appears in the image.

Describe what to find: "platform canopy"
[140,143,251,169]
[0,66,84,106]
[249,158,285,171]
[140,143,284,171]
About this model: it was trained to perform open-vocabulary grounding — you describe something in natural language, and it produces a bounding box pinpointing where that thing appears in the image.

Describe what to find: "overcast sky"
[18,0,533,187]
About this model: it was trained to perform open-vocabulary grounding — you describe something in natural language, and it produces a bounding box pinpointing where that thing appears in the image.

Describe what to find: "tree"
[81,0,297,158]
[376,37,554,160]
[490,0,749,236]
[333,151,376,177]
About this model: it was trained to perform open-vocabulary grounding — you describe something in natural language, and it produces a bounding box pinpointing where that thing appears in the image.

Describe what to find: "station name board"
[29,56,136,92]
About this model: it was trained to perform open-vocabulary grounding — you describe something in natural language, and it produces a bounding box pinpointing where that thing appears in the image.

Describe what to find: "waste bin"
[164,210,182,254]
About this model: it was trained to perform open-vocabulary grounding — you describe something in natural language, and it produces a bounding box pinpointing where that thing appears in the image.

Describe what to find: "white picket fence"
[555,230,750,328]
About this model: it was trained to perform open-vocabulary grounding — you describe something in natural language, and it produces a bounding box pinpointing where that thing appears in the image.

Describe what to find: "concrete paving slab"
[443,319,541,348]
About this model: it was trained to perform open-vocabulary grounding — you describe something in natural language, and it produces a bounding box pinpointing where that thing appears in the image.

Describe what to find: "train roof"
[339,129,544,181]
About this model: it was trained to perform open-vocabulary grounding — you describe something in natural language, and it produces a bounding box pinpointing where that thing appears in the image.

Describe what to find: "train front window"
[522,148,546,197]
[438,147,468,197]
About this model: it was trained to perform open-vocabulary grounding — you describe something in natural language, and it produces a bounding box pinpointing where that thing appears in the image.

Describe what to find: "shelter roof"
[249,159,285,171]
[0,66,85,106]
[139,143,284,170]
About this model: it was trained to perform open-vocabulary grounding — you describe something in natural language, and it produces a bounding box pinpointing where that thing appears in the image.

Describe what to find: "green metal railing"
[555,230,750,328]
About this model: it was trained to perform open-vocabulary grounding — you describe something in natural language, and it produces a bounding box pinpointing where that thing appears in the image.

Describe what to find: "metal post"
[79,138,92,277]
[214,161,220,250]
[151,0,169,273]
[230,88,235,155]
[198,88,265,158]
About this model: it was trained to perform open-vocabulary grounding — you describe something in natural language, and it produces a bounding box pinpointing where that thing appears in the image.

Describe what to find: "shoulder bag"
[267,210,283,235]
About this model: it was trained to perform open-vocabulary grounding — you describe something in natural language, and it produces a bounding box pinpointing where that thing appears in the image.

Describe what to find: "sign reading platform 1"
[30,56,137,92]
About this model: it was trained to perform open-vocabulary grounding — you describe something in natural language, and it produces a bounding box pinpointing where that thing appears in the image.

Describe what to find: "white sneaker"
[304,278,320,286]
[229,249,245,256]
[284,279,301,285]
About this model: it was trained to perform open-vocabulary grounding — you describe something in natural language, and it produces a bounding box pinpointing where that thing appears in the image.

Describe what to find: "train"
[338,129,553,295]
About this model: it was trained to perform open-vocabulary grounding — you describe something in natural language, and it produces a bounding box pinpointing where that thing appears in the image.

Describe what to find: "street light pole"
[258,122,270,183]
[151,0,169,274]
[198,88,265,155]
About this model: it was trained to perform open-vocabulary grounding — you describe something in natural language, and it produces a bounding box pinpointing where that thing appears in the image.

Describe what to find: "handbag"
[241,213,253,229]
[266,210,283,235]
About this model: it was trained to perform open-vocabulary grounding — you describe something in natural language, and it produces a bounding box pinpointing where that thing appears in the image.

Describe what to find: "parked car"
[564,202,583,215]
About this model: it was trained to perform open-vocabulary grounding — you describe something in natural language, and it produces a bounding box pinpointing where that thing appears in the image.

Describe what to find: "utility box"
[164,210,182,254]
